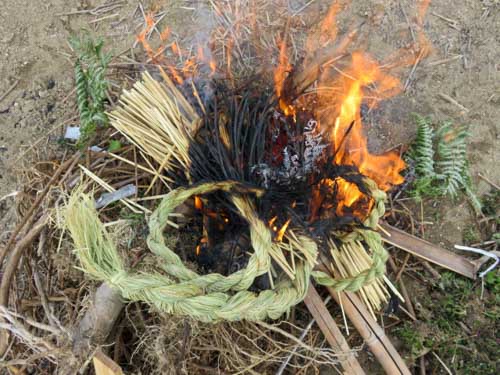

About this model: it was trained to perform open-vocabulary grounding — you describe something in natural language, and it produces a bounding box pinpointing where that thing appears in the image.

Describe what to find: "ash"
[252,115,327,189]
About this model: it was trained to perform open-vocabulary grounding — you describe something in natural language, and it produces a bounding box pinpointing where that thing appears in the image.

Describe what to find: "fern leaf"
[70,32,110,148]
[412,115,435,177]
[435,123,469,197]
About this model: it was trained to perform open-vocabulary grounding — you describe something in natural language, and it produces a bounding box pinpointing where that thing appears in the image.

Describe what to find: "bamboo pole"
[380,222,478,279]
[316,260,411,375]
[303,285,365,375]
[327,287,411,375]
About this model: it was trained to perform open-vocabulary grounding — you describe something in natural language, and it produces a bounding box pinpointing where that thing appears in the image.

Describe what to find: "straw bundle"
[109,71,200,175]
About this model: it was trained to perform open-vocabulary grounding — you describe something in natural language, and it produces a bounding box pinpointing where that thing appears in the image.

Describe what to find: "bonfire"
[62,1,431,373]
[4,1,496,374]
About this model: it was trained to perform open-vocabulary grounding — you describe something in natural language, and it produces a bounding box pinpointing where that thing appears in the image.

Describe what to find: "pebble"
[47,79,56,90]
[38,90,49,99]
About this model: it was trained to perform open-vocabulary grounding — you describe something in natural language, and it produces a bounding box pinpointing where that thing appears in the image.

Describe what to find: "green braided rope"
[66,176,389,320]
[65,182,317,322]
[312,177,389,292]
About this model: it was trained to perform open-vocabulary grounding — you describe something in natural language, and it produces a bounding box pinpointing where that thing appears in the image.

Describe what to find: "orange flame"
[329,52,405,191]
[195,237,208,256]
[274,38,296,117]
[310,177,374,221]
[276,219,291,242]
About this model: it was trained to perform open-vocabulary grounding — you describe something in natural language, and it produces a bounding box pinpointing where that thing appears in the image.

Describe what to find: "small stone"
[47,79,56,90]
[38,90,49,98]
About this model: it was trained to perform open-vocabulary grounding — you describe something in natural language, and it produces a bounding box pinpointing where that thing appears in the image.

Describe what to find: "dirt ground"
[0,0,498,373]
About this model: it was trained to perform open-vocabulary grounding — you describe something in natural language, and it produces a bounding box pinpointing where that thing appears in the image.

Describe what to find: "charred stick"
[387,256,416,318]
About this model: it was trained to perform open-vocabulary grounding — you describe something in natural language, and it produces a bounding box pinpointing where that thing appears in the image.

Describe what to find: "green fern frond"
[435,122,469,197]
[412,115,435,176]
[70,33,111,148]
[408,117,481,212]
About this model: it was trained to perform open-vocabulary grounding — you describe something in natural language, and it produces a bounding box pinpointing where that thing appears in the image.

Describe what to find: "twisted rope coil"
[66,178,388,321]
[66,182,315,321]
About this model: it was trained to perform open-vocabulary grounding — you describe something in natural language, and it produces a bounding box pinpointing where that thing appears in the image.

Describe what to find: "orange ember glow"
[196,237,208,256]
[333,177,374,217]
[194,196,203,210]
[310,177,374,221]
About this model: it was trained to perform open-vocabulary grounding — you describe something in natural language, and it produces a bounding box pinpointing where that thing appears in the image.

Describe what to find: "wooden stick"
[0,214,49,356]
[316,260,411,374]
[0,79,20,104]
[303,285,365,374]
[93,350,124,375]
[438,93,469,113]
[380,223,478,279]
[328,289,410,374]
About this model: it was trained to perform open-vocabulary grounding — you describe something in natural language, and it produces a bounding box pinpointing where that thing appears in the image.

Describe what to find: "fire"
[268,1,431,225]
[276,219,291,242]
[274,38,295,117]
[194,196,203,210]
[196,237,208,256]
[310,177,374,221]
[329,52,405,191]
[135,2,431,232]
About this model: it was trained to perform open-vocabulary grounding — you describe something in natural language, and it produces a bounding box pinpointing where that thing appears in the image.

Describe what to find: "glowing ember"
[194,196,203,210]
[195,237,208,256]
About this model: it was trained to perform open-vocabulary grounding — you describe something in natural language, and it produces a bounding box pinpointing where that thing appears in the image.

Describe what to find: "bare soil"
[0,0,498,373]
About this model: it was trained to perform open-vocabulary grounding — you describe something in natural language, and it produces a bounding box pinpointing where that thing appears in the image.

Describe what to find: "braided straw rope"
[65,181,317,322]
[65,177,388,321]
[312,178,389,292]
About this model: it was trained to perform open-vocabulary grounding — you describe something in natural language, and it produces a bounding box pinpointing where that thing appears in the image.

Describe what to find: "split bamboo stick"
[317,259,411,375]
[303,285,365,375]
[380,222,478,279]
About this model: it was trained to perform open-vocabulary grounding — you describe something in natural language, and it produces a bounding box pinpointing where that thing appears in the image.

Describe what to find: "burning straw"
[63,0,432,322]
[63,70,395,318]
